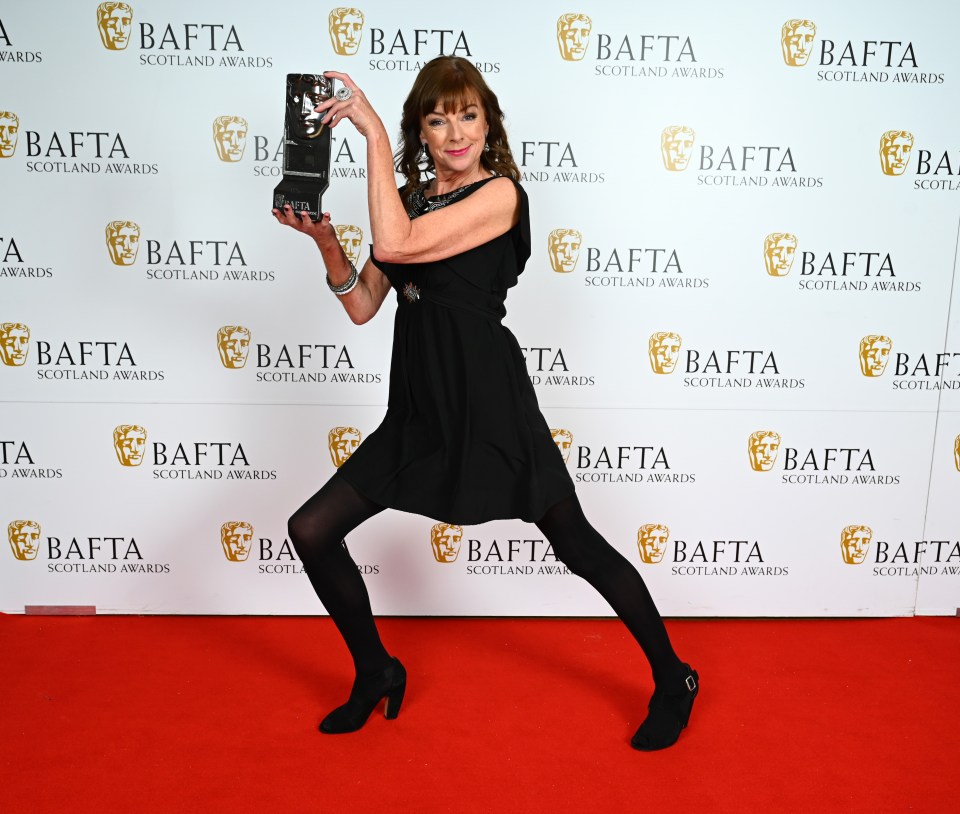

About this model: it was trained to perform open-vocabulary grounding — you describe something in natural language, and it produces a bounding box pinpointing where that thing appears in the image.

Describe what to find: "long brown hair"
[395,56,520,207]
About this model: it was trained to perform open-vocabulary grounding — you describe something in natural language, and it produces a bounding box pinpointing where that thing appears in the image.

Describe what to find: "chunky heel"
[384,682,406,720]
[631,664,699,751]
[319,657,407,734]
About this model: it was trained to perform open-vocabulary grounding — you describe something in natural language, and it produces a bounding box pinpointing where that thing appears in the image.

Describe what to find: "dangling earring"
[419,142,428,162]
[484,141,491,154]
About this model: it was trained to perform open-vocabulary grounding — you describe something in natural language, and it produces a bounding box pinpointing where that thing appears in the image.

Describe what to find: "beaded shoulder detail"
[407,176,499,218]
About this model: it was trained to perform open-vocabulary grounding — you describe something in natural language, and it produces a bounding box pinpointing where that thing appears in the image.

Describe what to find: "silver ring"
[335,87,353,101]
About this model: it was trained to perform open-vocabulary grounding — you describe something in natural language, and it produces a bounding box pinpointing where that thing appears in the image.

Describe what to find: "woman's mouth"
[446,146,471,157]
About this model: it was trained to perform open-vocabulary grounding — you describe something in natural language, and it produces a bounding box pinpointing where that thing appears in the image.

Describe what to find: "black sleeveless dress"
[336,177,575,524]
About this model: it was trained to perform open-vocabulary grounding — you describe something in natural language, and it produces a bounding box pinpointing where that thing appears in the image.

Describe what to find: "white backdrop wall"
[2,1,958,616]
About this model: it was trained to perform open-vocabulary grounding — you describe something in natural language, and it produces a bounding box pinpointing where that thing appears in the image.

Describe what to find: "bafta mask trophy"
[273,73,336,221]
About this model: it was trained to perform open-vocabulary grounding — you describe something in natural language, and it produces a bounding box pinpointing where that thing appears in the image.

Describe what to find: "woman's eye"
[429,119,444,127]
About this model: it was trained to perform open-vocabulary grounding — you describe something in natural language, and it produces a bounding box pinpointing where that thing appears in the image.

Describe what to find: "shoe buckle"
[685,674,697,693]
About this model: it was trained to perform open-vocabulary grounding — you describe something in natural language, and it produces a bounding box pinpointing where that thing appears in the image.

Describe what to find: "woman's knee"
[287,509,332,561]
[287,511,307,554]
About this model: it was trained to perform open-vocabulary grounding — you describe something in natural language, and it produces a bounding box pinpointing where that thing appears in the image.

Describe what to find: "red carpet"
[1,616,957,813]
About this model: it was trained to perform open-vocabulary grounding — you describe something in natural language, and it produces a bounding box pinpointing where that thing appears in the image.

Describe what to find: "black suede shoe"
[319,657,407,734]
[631,664,699,751]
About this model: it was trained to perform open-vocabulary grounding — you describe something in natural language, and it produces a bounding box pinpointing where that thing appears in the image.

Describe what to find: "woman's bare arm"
[271,208,392,325]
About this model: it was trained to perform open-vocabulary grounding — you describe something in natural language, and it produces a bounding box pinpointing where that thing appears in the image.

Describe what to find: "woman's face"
[419,93,488,178]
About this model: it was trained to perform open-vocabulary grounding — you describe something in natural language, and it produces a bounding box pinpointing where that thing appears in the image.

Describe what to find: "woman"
[272,56,698,751]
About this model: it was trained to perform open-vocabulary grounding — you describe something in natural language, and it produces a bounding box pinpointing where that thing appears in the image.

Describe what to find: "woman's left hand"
[316,71,384,139]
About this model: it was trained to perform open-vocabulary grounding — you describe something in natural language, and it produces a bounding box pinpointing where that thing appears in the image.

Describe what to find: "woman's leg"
[536,493,698,749]
[535,493,685,685]
[287,474,390,676]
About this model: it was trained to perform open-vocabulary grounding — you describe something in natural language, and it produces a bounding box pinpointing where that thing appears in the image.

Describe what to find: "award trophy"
[273,73,335,221]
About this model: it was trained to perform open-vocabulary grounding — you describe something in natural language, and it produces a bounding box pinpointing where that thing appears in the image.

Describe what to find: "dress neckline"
[409,175,499,218]
[423,174,497,201]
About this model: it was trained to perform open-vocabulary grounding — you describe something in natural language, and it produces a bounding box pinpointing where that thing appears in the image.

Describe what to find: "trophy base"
[273,178,328,222]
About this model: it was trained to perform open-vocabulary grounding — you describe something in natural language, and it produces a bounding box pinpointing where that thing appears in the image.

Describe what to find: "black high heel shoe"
[319,657,407,734]
[630,664,699,751]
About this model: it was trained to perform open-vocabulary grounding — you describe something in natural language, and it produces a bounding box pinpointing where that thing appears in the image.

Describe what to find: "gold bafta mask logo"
[879,130,915,176]
[213,116,249,162]
[0,322,30,367]
[96,2,133,51]
[334,224,364,267]
[780,19,816,67]
[859,335,892,377]
[328,7,365,56]
[221,521,254,562]
[955,434,960,473]
[0,111,19,158]
[547,229,582,274]
[430,523,463,563]
[105,220,141,266]
[328,426,362,468]
[550,428,573,464]
[637,524,669,565]
[8,520,41,561]
[556,13,592,62]
[661,126,695,172]
[764,233,798,277]
[840,524,872,565]
[748,430,781,472]
[648,332,682,374]
[113,424,147,467]
[217,326,251,369]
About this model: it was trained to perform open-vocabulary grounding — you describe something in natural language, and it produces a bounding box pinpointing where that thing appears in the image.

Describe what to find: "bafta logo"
[648,332,682,374]
[217,326,251,369]
[955,435,960,473]
[859,335,892,377]
[8,520,41,561]
[213,116,249,162]
[556,13,592,62]
[547,229,582,274]
[748,431,781,472]
[328,426,362,468]
[764,233,798,277]
[105,220,141,266]
[661,126,695,172]
[113,424,147,467]
[430,523,463,563]
[637,524,669,564]
[780,19,816,67]
[328,7,365,56]
[221,521,254,562]
[334,224,364,267]
[0,111,19,158]
[96,2,133,51]
[550,428,573,464]
[0,322,30,367]
[879,130,915,176]
[840,525,872,565]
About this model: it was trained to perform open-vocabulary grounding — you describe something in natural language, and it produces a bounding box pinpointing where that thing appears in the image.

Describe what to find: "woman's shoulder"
[485,175,527,207]
[472,175,526,208]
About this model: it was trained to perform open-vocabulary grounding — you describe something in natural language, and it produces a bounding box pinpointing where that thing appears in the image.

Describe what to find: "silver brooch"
[402,282,420,303]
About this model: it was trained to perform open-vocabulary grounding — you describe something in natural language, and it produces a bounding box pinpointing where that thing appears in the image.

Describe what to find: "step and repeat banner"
[2,1,959,616]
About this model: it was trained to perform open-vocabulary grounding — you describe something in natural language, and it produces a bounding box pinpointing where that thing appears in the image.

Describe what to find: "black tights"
[288,477,683,684]
[288,476,388,676]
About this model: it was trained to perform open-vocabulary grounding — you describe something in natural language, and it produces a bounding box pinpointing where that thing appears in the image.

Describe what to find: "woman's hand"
[315,71,385,140]
[271,207,339,247]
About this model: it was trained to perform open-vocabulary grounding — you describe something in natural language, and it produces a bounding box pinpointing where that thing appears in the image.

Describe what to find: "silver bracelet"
[327,261,359,296]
